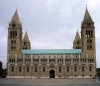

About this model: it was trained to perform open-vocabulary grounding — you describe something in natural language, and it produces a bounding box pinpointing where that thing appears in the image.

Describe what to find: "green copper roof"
[22,49,81,54]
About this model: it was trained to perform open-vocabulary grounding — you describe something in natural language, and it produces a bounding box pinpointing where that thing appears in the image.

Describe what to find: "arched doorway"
[49,70,55,78]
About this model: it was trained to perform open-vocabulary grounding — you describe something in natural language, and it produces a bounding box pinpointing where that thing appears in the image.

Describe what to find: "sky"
[0,0,100,68]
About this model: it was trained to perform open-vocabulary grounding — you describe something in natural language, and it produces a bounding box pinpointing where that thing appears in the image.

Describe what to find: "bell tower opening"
[49,70,55,78]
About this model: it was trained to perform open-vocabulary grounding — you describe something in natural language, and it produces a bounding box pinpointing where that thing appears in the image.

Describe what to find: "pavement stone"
[0,78,100,86]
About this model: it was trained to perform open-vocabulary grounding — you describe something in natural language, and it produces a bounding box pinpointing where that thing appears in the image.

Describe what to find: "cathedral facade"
[7,8,96,78]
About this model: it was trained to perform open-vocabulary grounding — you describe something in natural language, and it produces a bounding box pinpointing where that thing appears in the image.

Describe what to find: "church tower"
[73,30,81,49]
[7,9,22,58]
[81,7,96,58]
[22,31,31,49]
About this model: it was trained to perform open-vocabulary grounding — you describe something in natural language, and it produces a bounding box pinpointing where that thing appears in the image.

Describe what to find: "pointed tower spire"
[73,30,81,49]
[74,30,80,41]
[23,31,30,42]
[22,31,31,49]
[10,9,21,24]
[83,7,93,22]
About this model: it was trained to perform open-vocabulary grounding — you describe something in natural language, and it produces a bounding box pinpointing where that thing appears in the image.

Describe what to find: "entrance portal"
[49,70,55,78]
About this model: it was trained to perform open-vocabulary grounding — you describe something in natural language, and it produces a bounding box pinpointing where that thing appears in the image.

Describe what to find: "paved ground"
[0,78,100,86]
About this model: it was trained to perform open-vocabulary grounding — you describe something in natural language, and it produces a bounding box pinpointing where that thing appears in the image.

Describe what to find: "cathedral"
[7,7,96,78]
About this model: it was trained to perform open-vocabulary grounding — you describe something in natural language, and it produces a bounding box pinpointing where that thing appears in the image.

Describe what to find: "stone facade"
[7,7,96,78]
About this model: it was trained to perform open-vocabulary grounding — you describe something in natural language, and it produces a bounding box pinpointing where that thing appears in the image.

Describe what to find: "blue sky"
[0,0,100,68]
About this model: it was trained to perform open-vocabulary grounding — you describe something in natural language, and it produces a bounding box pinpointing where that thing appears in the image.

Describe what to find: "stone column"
[7,64,9,76]
[23,54,25,64]
[56,54,57,64]
[78,54,81,77]
[47,55,49,63]
[86,65,88,76]
[39,68,41,78]
[63,54,65,64]
[31,54,33,63]
[15,66,17,76]
[71,54,73,64]
[71,66,73,78]
[15,54,17,64]
[23,67,25,78]
[39,55,41,64]
[86,54,88,58]
[31,67,33,77]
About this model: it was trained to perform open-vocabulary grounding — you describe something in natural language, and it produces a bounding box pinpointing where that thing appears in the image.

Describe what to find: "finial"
[86,4,87,9]
[16,6,17,11]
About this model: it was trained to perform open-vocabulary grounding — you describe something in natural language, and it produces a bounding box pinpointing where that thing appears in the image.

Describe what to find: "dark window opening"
[14,40,16,44]
[59,66,62,72]
[82,75,84,77]
[77,41,80,44]
[87,39,92,43]
[12,24,16,27]
[67,66,69,72]
[14,46,16,49]
[90,40,92,43]
[43,66,46,72]
[87,40,89,43]
[87,46,92,49]
[11,66,14,72]
[89,66,92,71]
[74,66,77,72]
[24,42,26,45]
[90,46,92,49]
[11,40,13,44]
[34,67,37,72]
[87,23,91,27]
[19,66,21,72]
[10,31,12,38]
[11,46,13,49]
[26,66,29,72]
[82,66,84,71]
[86,30,93,38]
[75,75,77,77]
[14,31,17,38]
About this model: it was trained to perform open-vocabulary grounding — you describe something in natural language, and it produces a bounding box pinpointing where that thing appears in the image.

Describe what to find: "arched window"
[59,66,62,72]
[11,40,13,44]
[14,31,17,37]
[34,66,37,72]
[11,66,14,72]
[82,66,84,71]
[24,42,26,45]
[90,46,92,49]
[19,66,21,72]
[90,39,92,43]
[14,40,16,44]
[77,41,80,44]
[43,66,45,72]
[74,66,77,72]
[89,66,92,71]
[11,46,13,49]
[12,31,14,38]
[10,31,12,38]
[91,30,93,37]
[87,23,91,27]
[12,23,16,27]
[26,66,29,72]
[67,66,69,72]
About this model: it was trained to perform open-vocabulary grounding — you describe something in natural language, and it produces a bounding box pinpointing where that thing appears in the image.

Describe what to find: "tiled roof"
[22,49,81,54]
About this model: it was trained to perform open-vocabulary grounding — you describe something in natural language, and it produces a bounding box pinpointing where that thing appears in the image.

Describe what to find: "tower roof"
[10,10,21,24]
[23,31,30,42]
[83,7,93,22]
[74,30,81,41]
